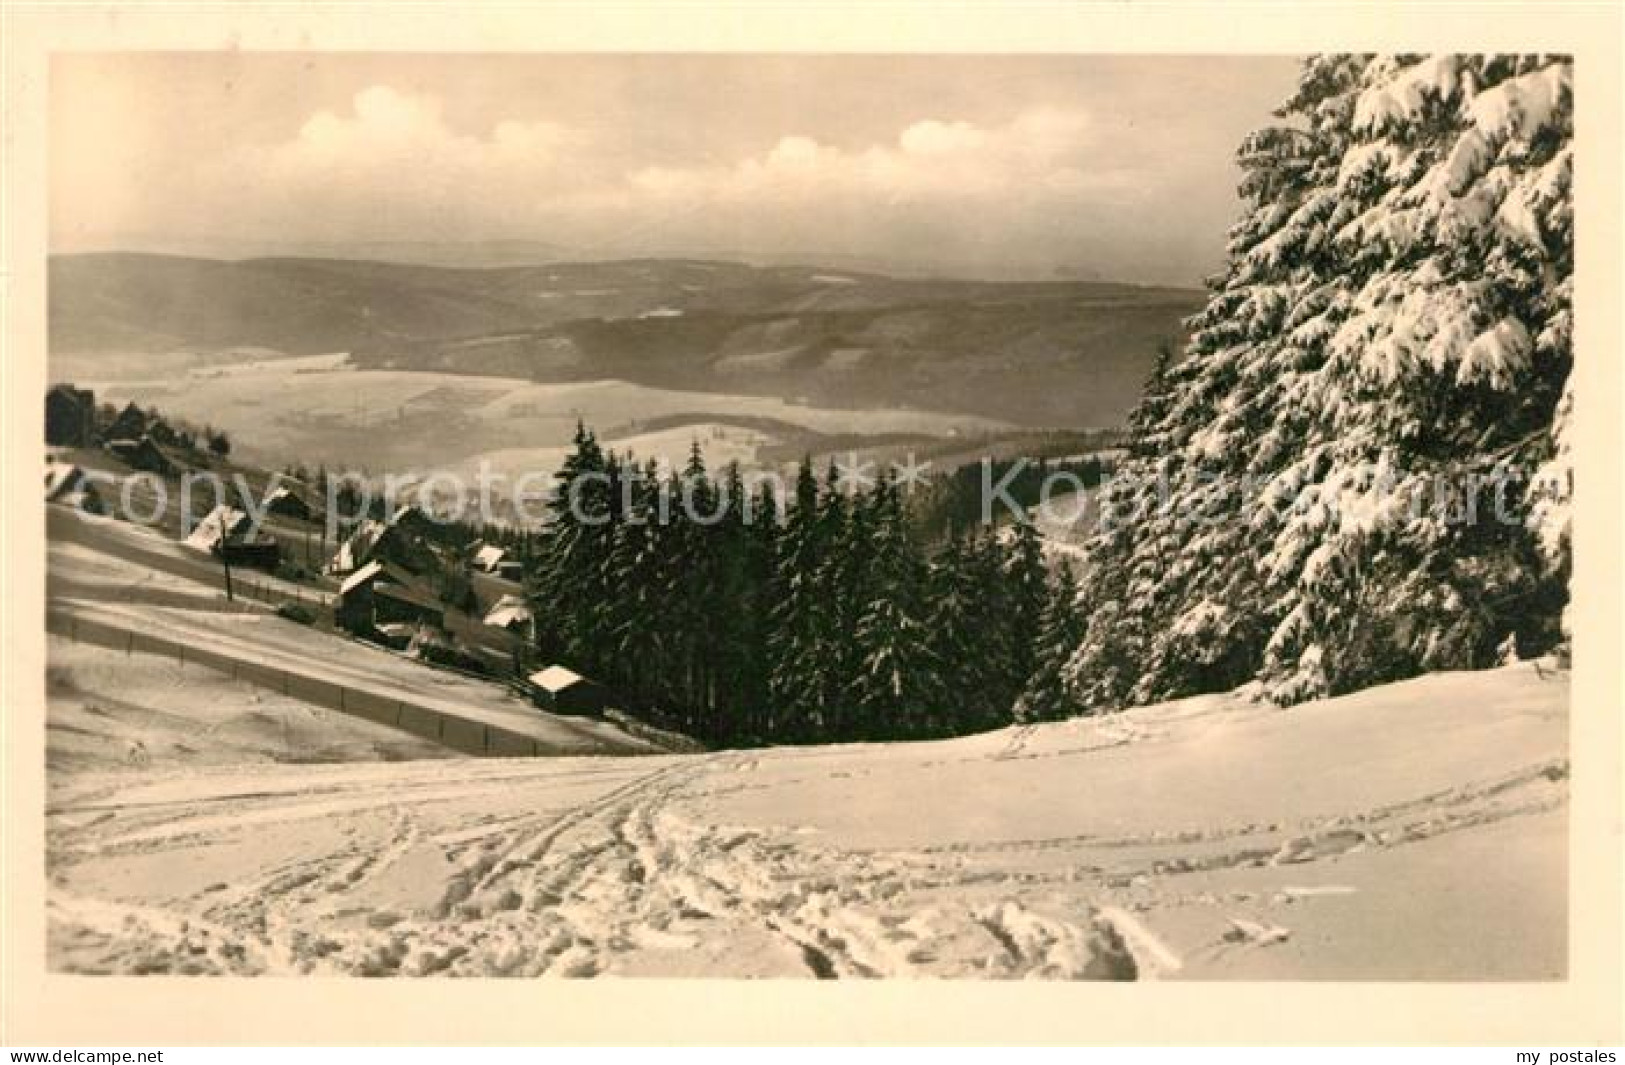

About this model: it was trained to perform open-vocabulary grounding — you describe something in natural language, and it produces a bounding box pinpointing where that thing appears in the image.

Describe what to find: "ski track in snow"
[46,665,1569,979]
[48,753,1143,978]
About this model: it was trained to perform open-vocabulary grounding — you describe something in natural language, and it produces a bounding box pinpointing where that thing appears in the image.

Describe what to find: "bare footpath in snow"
[47,663,1566,979]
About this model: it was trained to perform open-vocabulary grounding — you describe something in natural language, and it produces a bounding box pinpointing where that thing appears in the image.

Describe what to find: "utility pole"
[222,550,235,602]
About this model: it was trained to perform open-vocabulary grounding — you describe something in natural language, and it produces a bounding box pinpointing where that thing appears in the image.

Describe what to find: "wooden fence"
[47,608,567,759]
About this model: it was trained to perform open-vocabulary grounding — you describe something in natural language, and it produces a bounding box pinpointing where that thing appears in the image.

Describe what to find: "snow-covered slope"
[47,636,458,772]
[47,662,1566,979]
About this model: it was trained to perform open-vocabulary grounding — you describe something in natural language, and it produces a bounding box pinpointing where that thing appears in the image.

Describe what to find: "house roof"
[529,664,586,693]
[329,518,389,574]
[265,484,306,507]
[339,559,385,596]
[185,505,250,551]
[375,580,444,614]
[388,502,426,527]
[483,594,532,629]
[473,544,507,570]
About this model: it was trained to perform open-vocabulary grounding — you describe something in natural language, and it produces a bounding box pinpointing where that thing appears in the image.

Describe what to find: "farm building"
[44,461,103,512]
[105,402,151,442]
[376,582,445,628]
[527,665,614,717]
[146,419,181,447]
[219,533,281,571]
[106,436,177,476]
[473,543,525,581]
[336,560,387,629]
[45,385,96,447]
[263,482,317,523]
[483,594,533,634]
[336,559,445,632]
[152,440,203,477]
[185,505,252,553]
[388,503,433,533]
[328,519,391,575]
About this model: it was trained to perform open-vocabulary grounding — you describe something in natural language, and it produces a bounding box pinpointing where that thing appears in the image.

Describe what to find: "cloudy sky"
[51,54,1301,285]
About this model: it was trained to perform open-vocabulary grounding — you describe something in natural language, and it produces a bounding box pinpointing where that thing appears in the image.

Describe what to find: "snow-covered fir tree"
[1015,559,1089,723]
[847,471,943,739]
[1064,54,1573,709]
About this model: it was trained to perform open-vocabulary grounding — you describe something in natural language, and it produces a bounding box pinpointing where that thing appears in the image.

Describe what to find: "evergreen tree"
[1064,55,1573,709]
[847,472,942,739]
[531,422,610,664]
[766,459,827,741]
[1016,560,1087,722]
[924,532,999,733]
[1002,517,1050,703]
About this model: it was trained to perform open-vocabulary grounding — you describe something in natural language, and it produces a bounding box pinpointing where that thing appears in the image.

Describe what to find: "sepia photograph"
[5,1,1623,1049]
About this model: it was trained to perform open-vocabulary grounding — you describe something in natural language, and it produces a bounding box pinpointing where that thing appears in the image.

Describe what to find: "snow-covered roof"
[529,665,585,693]
[185,505,250,552]
[388,503,425,527]
[339,559,385,596]
[329,519,389,574]
[483,594,532,629]
[473,544,507,571]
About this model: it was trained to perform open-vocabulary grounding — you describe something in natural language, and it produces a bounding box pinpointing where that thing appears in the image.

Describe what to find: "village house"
[263,481,317,523]
[219,533,282,572]
[482,594,533,635]
[185,505,252,553]
[337,559,446,632]
[328,519,392,575]
[106,435,178,477]
[45,385,96,448]
[388,503,433,535]
[105,401,151,442]
[44,460,104,512]
[527,665,615,717]
[472,542,525,582]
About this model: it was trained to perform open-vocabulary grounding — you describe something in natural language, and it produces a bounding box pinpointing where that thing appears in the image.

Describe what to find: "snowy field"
[46,661,1567,979]
[65,354,1007,476]
[47,636,456,771]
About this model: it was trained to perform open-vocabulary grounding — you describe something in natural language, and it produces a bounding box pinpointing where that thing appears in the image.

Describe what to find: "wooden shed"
[527,665,614,717]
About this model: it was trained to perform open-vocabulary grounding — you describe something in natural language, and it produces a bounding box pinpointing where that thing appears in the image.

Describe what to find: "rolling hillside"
[50,253,1204,428]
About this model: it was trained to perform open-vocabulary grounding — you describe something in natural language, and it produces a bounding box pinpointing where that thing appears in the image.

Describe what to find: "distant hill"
[49,252,1204,427]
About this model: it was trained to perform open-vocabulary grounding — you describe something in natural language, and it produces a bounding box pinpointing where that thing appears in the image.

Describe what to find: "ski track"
[48,754,1136,978]
[45,728,1566,979]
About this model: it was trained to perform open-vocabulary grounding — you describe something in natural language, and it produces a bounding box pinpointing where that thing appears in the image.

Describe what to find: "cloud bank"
[53,57,1303,283]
